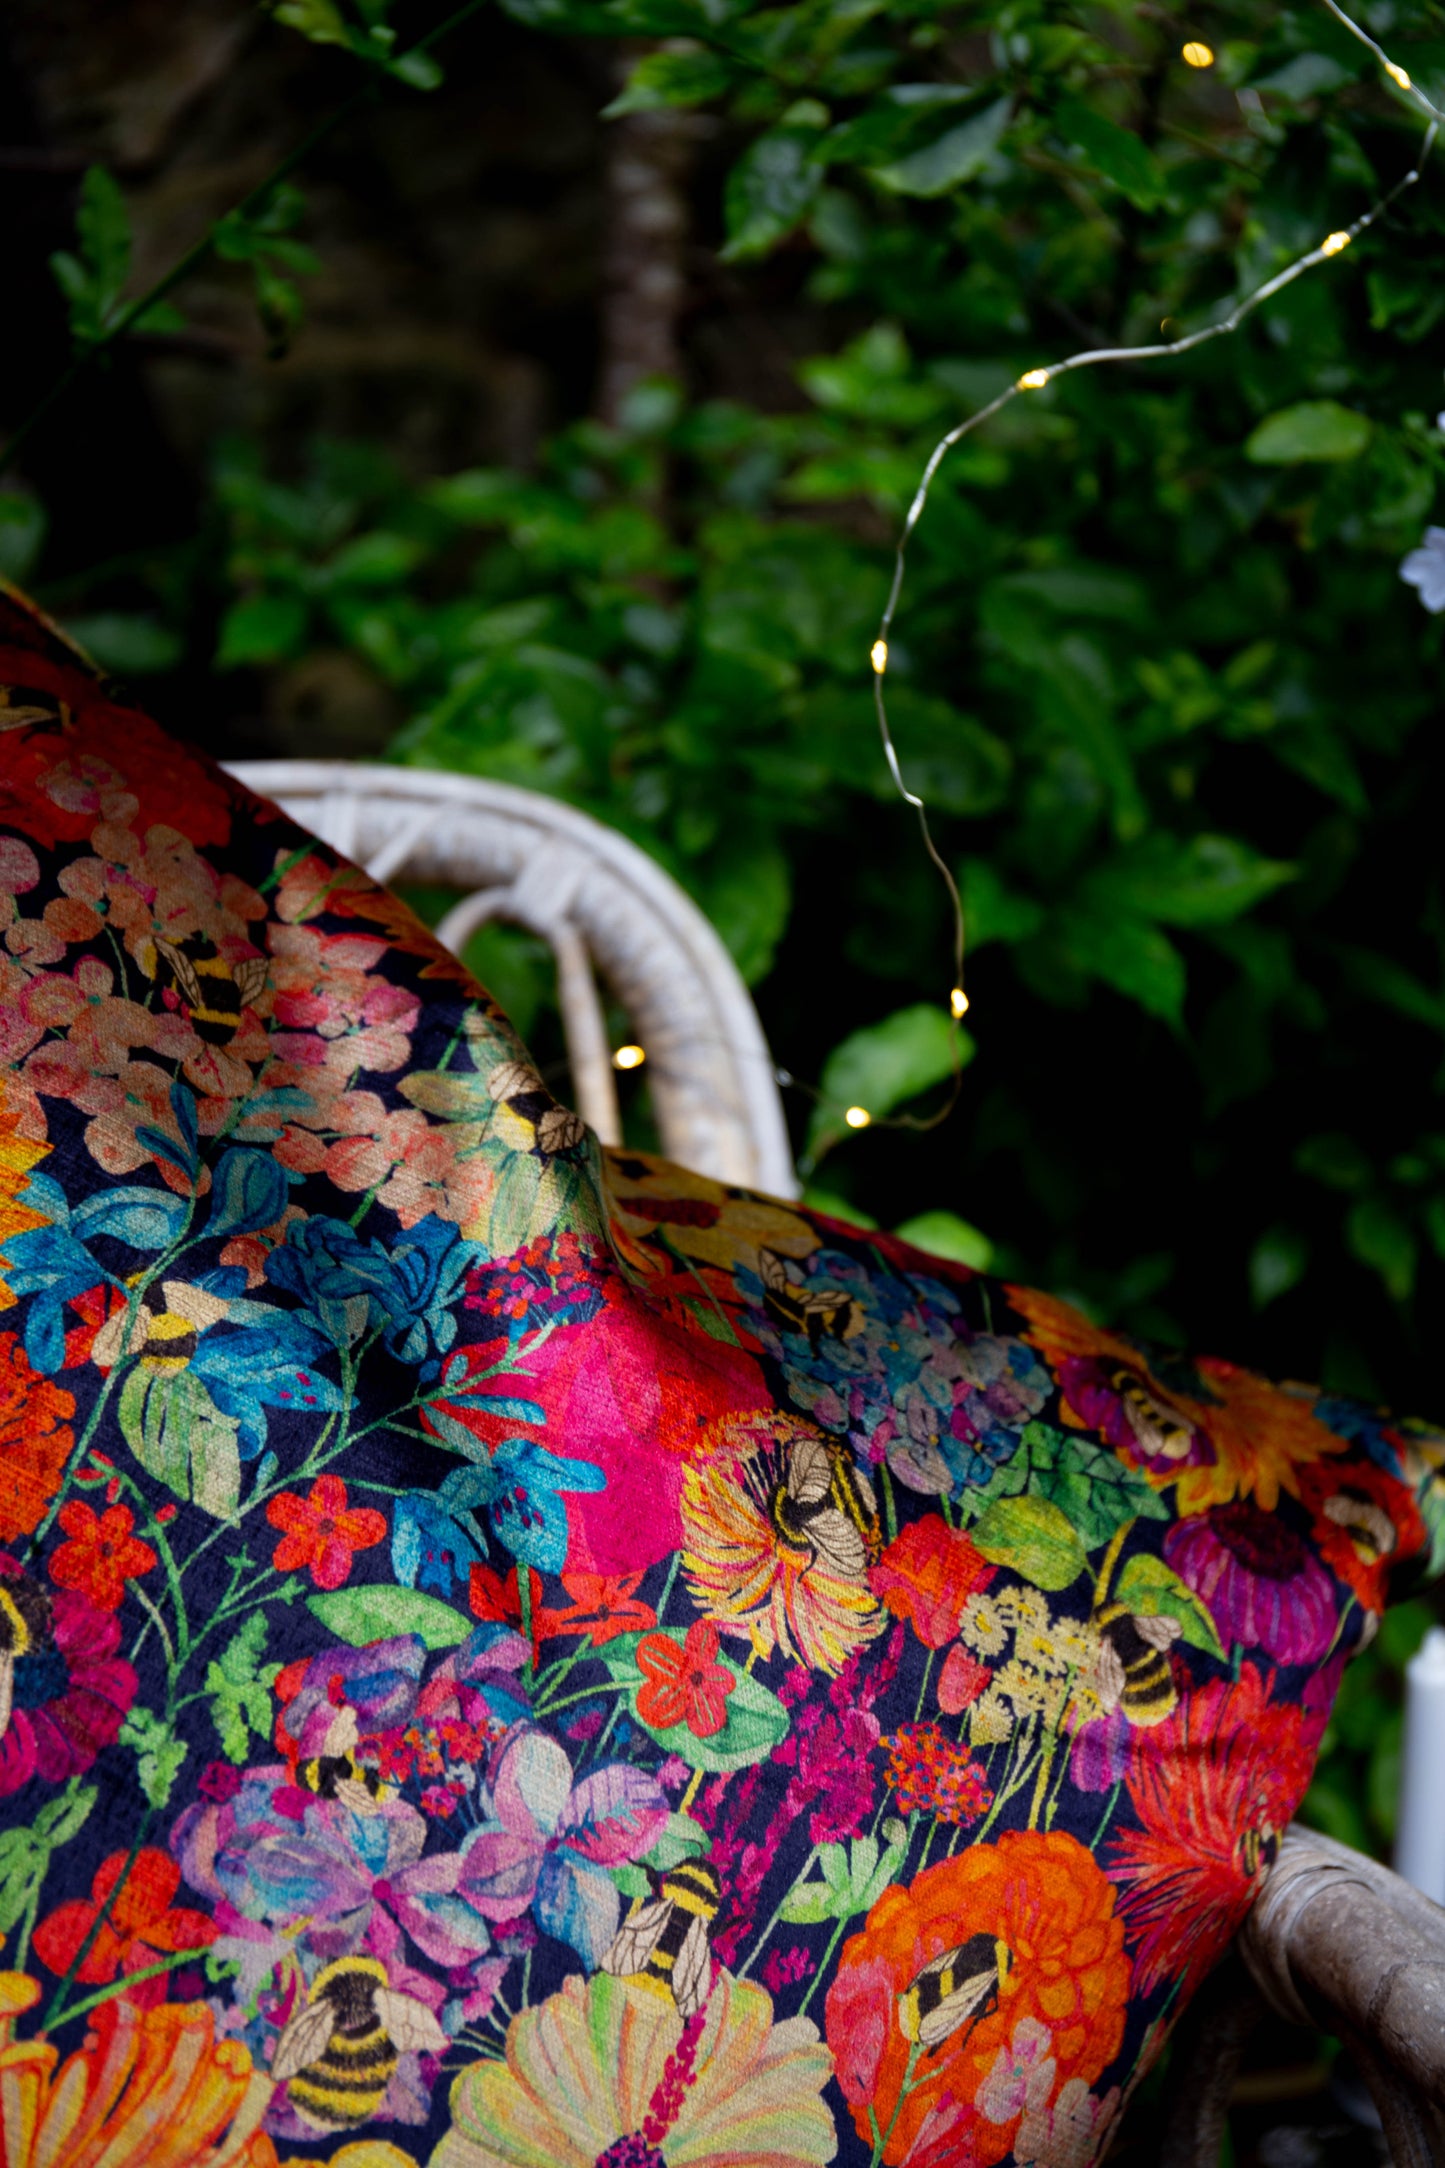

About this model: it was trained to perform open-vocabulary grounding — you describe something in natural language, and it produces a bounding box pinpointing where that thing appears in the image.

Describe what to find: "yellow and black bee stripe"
[1093,1601,1177,1724]
[639,1860,721,1991]
[0,1573,49,1662]
[297,1750,382,1802]
[286,1958,398,2130]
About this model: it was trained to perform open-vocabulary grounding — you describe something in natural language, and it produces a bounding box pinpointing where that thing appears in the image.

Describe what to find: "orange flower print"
[825,1830,1129,2166]
[48,1502,157,1611]
[265,1473,386,1590]
[0,1331,74,1542]
[1007,1284,1343,1514]
[635,1620,737,1737]
[33,1848,219,2005]
[0,1972,280,2168]
[870,1514,994,1649]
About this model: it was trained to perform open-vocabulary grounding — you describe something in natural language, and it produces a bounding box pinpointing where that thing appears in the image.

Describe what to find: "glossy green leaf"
[892,1211,993,1270]
[600,1634,790,1770]
[807,1001,970,1160]
[1245,401,1372,464]
[874,98,1011,197]
[605,47,736,114]
[721,126,824,261]
[119,1368,241,1521]
[1055,99,1167,209]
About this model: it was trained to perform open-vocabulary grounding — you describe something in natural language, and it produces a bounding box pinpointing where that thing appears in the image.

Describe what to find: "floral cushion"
[0,578,1438,2168]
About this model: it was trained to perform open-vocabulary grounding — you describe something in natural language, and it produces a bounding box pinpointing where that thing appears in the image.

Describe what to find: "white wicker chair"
[226,760,797,1197]
[228,758,1445,2162]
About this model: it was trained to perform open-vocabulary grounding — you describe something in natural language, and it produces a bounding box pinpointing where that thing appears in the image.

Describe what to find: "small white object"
[1395,1627,1445,1902]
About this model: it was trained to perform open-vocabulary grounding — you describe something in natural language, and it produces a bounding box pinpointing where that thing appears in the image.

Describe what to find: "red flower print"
[1298,1455,1425,1612]
[937,1643,991,1713]
[1108,1661,1323,2000]
[265,1473,385,1590]
[869,1514,993,1649]
[0,1331,75,1542]
[33,1847,218,2007]
[49,1502,157,1611]
[635,1620,736,1738]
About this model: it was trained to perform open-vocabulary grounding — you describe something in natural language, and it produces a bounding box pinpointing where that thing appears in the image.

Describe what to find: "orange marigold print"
[1007,1285,1342,1514]
[0,1330,73,1541]
[825,1830,1129,2166]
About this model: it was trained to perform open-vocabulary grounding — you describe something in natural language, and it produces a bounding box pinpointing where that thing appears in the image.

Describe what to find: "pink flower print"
[977,2017,1056,2126]
[1016,2078,1123,2168]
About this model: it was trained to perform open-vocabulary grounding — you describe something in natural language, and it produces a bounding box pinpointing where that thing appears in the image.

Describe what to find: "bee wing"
[670,1914,713,2021]
[488,1059,545,1102]
[807,1508,867,1581]
[374,1990,448,2056]
[1133,1613,1183,1652]
[1093,1637,1126,1712]
[758,1250,788,1293]
[162,1281,230,1332]
[272,2001,338,2082]
[319,1706,360,1757]
[916,1972,995,2049]
[0,1653,13,1741]
[537,1108,587,1155]
[332,1776,384,1816]
[600,1899,670,1978]
[153,938,204,1010]
[851,1461,878,1519]
[787,1433,834,1507]
[234,956,269,1008]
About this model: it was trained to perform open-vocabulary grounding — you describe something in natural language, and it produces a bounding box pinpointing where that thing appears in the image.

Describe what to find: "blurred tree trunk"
[595,46,694,426]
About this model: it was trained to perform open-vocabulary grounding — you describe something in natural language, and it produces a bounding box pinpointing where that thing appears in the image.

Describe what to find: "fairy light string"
[865,0,1440,1126]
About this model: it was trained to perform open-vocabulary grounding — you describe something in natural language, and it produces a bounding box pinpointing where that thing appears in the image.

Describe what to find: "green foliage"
[205,1612,284,1763]
[49,167,185,350]
[31,0,1445,1852]
[267,0,445,87]
[214,186,321,360]
[118,1706,189,1809]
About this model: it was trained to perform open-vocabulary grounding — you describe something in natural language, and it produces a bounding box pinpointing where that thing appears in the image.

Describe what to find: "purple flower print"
[456,1724,669,1967]
[1164,1501,1336,1663]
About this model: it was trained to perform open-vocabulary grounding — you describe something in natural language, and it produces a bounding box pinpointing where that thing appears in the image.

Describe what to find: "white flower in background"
[1400,526,1445,612]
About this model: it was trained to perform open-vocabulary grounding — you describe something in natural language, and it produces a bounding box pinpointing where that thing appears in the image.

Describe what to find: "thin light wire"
[870,0,1439,1058]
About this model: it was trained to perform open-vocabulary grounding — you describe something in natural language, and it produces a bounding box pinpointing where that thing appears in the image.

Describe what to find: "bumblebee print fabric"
[0,578,1438,2168]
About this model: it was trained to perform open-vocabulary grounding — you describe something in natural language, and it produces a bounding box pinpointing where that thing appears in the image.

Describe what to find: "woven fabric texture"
[0,581,1437,2168]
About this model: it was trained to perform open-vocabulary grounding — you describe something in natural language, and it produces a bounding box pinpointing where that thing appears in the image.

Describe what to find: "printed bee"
[767,1430,881,1581]
[899,1935,1012,2050]
[143,934,268,1048]
[757,1250,861,1348]
[488,1060,588,1160]
[1321,1488,1398,1573]
[1091,1601,1182,1727]
[0,683,70,734]
[272,1955,447,2131]
[0,1571,53,1742]
[1109,1367,1196,1465]
[91,1278,231,1375]
[600,1858,721,2019]
[295,1707,386,1815]
[1235,1817,1280,1881]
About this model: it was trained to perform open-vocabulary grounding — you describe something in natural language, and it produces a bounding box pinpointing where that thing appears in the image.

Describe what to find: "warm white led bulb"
[613,1044,646,1070]
[950,987,969,1020]
[1181,40,1214,67]
[844,1106,872,1130]
[1321,230,1352,256]
[1017,368,1051,391]
[870,639,888,675]
[1386,61,1412,90]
